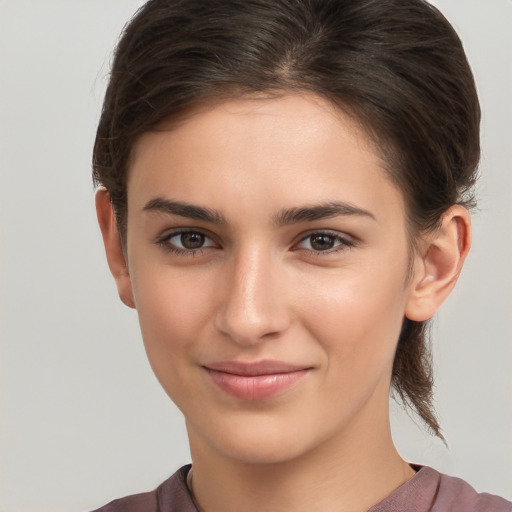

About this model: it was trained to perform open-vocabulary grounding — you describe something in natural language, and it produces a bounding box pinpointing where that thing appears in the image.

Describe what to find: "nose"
[214,247,291,346]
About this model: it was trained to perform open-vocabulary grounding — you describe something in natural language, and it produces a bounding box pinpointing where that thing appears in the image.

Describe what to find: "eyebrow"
[143,198,227,224]
[273,201,376,225]
[143,198,376,225]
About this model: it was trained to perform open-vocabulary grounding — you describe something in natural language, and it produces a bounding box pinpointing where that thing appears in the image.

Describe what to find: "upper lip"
[204,360,310,376]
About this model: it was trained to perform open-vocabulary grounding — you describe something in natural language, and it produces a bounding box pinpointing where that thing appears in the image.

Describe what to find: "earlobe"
[95,188,136,309]
[405,205,471,322]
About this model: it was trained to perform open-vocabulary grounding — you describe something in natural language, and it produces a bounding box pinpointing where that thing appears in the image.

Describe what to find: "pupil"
[311,235,334,251]
[181,232,204,249]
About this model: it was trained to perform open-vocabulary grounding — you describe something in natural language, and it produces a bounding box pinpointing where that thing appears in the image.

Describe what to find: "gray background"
[1,1,511,511]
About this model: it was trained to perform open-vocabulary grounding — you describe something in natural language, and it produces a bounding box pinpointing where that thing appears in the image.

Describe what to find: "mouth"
[203,360,311,401]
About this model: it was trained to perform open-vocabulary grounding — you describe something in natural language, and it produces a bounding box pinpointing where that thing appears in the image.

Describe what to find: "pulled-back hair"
[93,0,480,438]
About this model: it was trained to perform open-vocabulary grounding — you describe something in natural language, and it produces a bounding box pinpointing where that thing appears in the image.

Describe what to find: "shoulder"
[369,466,512,512]
[89,465,195,512]
[90,489,159,512]
[434,469,512,512]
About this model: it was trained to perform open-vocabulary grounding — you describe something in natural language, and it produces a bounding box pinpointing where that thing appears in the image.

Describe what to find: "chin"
[221,439,306,466]
[193,414,325,466]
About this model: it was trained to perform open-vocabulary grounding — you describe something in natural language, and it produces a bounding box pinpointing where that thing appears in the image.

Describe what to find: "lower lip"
[206,369,309,401]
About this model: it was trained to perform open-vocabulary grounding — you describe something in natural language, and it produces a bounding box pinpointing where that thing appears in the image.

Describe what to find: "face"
[123,94,419,464]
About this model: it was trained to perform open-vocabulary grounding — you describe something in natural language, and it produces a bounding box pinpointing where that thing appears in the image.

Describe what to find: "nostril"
[214,300,290,345]
[213,254,291,344]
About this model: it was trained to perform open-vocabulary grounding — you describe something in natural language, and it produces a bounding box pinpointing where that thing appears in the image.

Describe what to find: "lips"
[204,360,311,401]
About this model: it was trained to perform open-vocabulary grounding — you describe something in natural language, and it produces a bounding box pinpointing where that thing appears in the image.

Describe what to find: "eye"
[157,230,217,254]
[296,231,354,253]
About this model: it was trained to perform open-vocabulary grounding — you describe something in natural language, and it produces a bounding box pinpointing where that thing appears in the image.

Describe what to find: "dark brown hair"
[93,0,480,438]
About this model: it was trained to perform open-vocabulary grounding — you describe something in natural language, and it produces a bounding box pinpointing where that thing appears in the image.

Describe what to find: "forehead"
[127,93,404,225]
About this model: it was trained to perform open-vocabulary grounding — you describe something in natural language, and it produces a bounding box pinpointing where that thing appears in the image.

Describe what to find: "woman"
[92,0,511,510]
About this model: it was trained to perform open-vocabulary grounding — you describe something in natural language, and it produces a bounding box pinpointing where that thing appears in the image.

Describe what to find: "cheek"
[129,264,215,376]
[297,259,409,374]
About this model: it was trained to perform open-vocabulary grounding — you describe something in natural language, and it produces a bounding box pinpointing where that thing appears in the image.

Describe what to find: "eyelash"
[156,229,217,256]
[156,229,355,257]
[294,230,355,255]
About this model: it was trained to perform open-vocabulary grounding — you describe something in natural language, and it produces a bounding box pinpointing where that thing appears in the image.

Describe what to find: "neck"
[187,402,414,512]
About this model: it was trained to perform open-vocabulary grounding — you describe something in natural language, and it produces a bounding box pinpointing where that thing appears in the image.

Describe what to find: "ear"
[95,188,136,309]
[405,205,471,322]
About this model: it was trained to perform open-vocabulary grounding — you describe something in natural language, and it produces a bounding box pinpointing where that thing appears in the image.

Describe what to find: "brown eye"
[309,234,336,251]
[159,230,217,253]
[296,231,354,253]
[180,232,205,249]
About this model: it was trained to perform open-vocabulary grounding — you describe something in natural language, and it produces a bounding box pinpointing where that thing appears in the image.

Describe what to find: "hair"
[92,0,480,438]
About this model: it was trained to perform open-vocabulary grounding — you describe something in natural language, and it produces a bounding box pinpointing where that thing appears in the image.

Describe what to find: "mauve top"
[91,464,512,512]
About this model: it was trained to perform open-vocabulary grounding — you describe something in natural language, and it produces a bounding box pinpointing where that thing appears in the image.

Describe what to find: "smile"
[204,360,311,401]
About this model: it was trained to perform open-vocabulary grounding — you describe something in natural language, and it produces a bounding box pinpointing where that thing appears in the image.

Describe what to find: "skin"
[97,93,471,512]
